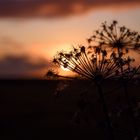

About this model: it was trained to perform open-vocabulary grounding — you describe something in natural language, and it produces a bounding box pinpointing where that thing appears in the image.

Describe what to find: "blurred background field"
[0,79,139,139]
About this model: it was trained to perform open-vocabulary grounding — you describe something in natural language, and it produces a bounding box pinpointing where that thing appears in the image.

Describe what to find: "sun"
[59,64,76,77]
[60,65,70,71]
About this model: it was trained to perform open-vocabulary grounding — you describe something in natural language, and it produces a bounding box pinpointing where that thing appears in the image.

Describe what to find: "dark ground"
[0,79,140,140]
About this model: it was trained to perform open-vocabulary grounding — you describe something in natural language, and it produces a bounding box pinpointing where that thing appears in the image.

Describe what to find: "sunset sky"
[0,0,140,79]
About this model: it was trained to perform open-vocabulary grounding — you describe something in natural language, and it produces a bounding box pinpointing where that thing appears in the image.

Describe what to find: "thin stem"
[96,83,114,140]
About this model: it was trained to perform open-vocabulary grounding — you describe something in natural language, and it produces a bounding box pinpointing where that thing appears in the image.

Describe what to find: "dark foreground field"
[0,79,140,140]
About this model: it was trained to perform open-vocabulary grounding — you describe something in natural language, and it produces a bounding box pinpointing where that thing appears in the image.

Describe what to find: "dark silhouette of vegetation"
[48,45,130,140]
[87,20,140,53]
[119,66,140,140]
[46,69,74,80]
[46,20,140,140]
[88,20,140,139]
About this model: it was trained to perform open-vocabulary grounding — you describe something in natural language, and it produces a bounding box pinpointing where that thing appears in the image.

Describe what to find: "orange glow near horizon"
[0,3,140,78]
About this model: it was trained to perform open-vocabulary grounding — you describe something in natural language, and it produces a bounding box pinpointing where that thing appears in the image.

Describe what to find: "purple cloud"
[0,0,139,18]
[0,55,49,79]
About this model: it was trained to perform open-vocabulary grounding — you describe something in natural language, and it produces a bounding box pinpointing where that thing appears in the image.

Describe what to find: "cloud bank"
[0,0,140,18]
[0,55,49,78]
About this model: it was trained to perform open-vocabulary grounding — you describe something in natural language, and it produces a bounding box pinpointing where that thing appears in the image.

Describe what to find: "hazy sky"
[0,0,140,78]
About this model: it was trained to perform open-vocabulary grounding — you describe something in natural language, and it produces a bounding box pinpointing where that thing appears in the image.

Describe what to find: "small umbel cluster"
[87,20,140,53]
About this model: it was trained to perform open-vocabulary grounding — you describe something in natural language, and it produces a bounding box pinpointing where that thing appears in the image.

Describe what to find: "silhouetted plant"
[47,20,140,139]
[88,20,140,54]
[46,69,74,80]
[119,65,140,140]
[87,20,140,139]
[53,46,127,81]
[51,45,131,140]
[45,69,59,79]
[45,70,74,98]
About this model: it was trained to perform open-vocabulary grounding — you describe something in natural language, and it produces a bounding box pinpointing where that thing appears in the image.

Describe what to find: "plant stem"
[96,83,114,140]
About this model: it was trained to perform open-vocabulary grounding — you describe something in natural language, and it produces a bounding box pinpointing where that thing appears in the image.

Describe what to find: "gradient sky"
[0,0,140,78]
